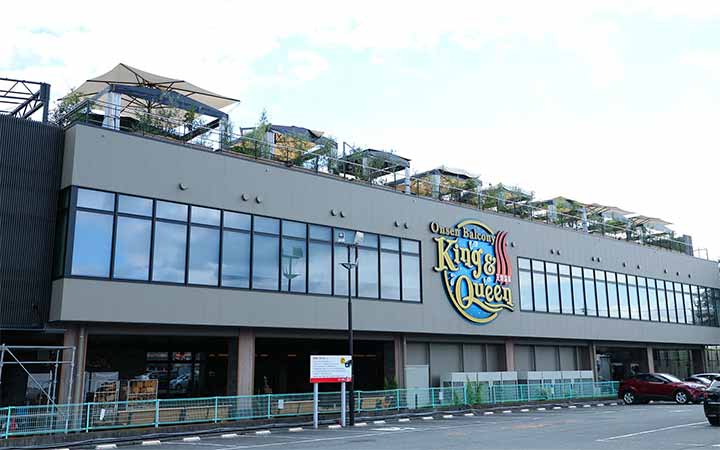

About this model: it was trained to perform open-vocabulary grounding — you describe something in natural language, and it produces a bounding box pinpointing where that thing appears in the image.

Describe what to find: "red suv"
[619,373,707,405]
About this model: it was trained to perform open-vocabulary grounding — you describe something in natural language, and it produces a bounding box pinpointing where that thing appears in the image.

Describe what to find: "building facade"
[1,116,720,406]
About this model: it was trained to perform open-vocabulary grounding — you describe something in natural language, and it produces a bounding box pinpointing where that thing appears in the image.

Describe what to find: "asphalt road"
[115,402,718,450]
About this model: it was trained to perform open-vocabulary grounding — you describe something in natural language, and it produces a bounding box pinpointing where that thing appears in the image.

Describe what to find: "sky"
[2,1,719,260]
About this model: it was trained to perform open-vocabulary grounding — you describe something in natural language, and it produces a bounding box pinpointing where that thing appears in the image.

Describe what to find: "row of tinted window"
[61,188,422,301]
[518,257,720,326]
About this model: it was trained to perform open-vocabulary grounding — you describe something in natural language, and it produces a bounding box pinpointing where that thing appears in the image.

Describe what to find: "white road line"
[328,424,342,429]
[96,446,117,450]
[483,411,494,415]
[422,416,434,420]
[399,418,411,422]
[596,422,707,442]
[373,420,386,424]
[520,409,530,412]
[583,404,591,408]
[464,413,474,417]
[610,402,618,406]
[568,405,577,409]
[553,406,562,410]
[502,410,512,414]
[442,414,453,419]
[597,403,605,407]
[288,427,303,432]
[255,430,271,435]
[222,434,239,439]
[183,437,201,442]
[537,407,546,411]
[354,422,368,427]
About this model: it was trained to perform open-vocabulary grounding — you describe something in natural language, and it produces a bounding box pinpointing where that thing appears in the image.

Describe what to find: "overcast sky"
[3,1,718,260]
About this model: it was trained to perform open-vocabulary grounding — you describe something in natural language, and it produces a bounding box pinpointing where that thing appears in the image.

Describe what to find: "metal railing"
[0,382,618,439]
[59,100,699,258]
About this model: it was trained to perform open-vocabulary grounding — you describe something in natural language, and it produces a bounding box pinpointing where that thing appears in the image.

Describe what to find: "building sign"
[430,220,513,324]
[309,355,352,383]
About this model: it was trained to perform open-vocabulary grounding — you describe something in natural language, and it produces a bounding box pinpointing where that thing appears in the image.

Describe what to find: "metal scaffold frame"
[0,344,76,407]
[0,78,51,123]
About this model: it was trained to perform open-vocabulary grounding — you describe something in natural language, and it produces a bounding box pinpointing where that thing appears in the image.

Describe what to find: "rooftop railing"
[60,100,701,258]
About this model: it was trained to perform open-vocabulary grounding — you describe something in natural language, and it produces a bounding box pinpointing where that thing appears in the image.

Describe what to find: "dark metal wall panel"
[0,115,63,328]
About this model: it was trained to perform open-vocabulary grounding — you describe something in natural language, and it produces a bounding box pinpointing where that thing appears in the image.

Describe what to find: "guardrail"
[57,99,700,258]
[0,381,618,439]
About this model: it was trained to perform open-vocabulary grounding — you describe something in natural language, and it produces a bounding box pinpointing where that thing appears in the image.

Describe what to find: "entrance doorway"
[254,338,393,394]
[596,347,648,381]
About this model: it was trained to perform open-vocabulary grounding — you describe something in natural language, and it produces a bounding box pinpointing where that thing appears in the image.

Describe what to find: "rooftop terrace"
[52,64,706,260]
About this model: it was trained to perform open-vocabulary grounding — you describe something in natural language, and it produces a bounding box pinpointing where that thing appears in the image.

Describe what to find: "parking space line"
[596,422,706,442]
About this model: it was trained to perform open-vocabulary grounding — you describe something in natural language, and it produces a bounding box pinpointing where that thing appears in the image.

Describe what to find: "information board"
[310,355,352,383]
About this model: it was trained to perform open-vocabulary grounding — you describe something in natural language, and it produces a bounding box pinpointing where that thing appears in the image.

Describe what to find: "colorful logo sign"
[430,220,513,324]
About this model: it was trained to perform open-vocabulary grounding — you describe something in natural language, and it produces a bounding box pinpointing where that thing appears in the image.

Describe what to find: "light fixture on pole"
[336,230,363,426]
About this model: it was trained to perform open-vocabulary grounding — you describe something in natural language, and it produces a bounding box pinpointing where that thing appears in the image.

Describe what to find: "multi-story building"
[1,68,719,407]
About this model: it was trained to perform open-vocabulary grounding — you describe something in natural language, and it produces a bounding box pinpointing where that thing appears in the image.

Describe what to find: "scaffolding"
[0,78,50,122]
[0,344,76,407]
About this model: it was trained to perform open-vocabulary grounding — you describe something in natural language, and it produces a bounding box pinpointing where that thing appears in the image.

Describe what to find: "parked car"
[693,373,720,382]
[619,373,707,405]
[704,380,720,425]
[686,376,713,386]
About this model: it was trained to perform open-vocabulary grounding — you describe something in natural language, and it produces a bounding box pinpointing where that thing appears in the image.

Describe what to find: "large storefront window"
[61,187,421,302]
[517,256,720,327]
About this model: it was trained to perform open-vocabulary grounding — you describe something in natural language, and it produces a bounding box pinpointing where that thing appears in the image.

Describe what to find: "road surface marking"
[568,405,577,409]
[502,410,512,414]
[442,414,453,419]
[354,422,367,427]
[583,404,591,408]
[464,413,474,417]
[484,411,494,415]
[553,406,562,410]
[222,434,239,438]
[182,437,201,442]
[597,422,706,442]
[255,430,271,435]
[422,416,434,420]
[96,445,117,450]
[288,427,303,432]
[521,409,530,412]
[373,420,386,424]
[399,418,411,422]
[328,424,342,429]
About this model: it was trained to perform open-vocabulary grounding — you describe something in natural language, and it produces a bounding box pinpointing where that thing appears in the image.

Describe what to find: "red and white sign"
[310,355,352,383]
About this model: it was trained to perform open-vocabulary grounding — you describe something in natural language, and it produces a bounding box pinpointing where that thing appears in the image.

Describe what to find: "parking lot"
[106,402,720,450]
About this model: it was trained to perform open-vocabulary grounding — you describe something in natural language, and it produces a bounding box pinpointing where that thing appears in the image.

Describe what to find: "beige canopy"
[74,63,239,110]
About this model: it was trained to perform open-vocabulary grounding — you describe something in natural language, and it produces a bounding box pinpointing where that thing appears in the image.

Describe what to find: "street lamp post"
[337,230,363,426]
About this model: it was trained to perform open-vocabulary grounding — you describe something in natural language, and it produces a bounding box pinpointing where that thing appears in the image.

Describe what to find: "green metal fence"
[0,382,617,439]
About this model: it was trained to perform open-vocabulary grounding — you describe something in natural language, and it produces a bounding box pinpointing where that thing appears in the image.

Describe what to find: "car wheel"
[674,390,690,404]
[622,391,636,405]
[709,417,720,426]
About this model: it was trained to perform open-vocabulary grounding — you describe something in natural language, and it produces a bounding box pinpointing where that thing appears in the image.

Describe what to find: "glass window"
[572,267,585,315]
[691,285,703,325]
[519,258,531,270]
[559,266,573,314]
[675,283,687,324]
[281,236,306,293]
[254,217,279,234]
[532,260,547,312]
[648,279,659,321]
[224,212,251,230]
[617,274,630,319]
[546,263,560,313]
[380,248,401,300]
[595,270,608,317]
[156,201,188,221]
[309,225,331,241]
[152,221,187,283]
[402,253,421,302]
[191,206,220,226]
[252,234,279,290]
[519,269,533,311]
[607,272,619,318]
[666,281,677,323]
[402,240,420,254]
[683,284,693,325]
[638,278,649,321]
[358,246,379,298]
[71,211,113,277]
[308,241,332,294]
[188,226,219,285]
[657,281,669,322]
[628,276,640,320]
[583,268,597,316]
[77,188,114,211]
[282,221,307,239]
[380,236,400,251]
[221,230,250,288]
[118,195,152,216]
[113,216,151,280]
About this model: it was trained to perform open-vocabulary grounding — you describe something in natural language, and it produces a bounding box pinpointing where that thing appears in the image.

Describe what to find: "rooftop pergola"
[338,147,411,181]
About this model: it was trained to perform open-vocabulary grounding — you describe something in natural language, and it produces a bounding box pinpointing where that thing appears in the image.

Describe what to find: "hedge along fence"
[0,381,618,438]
